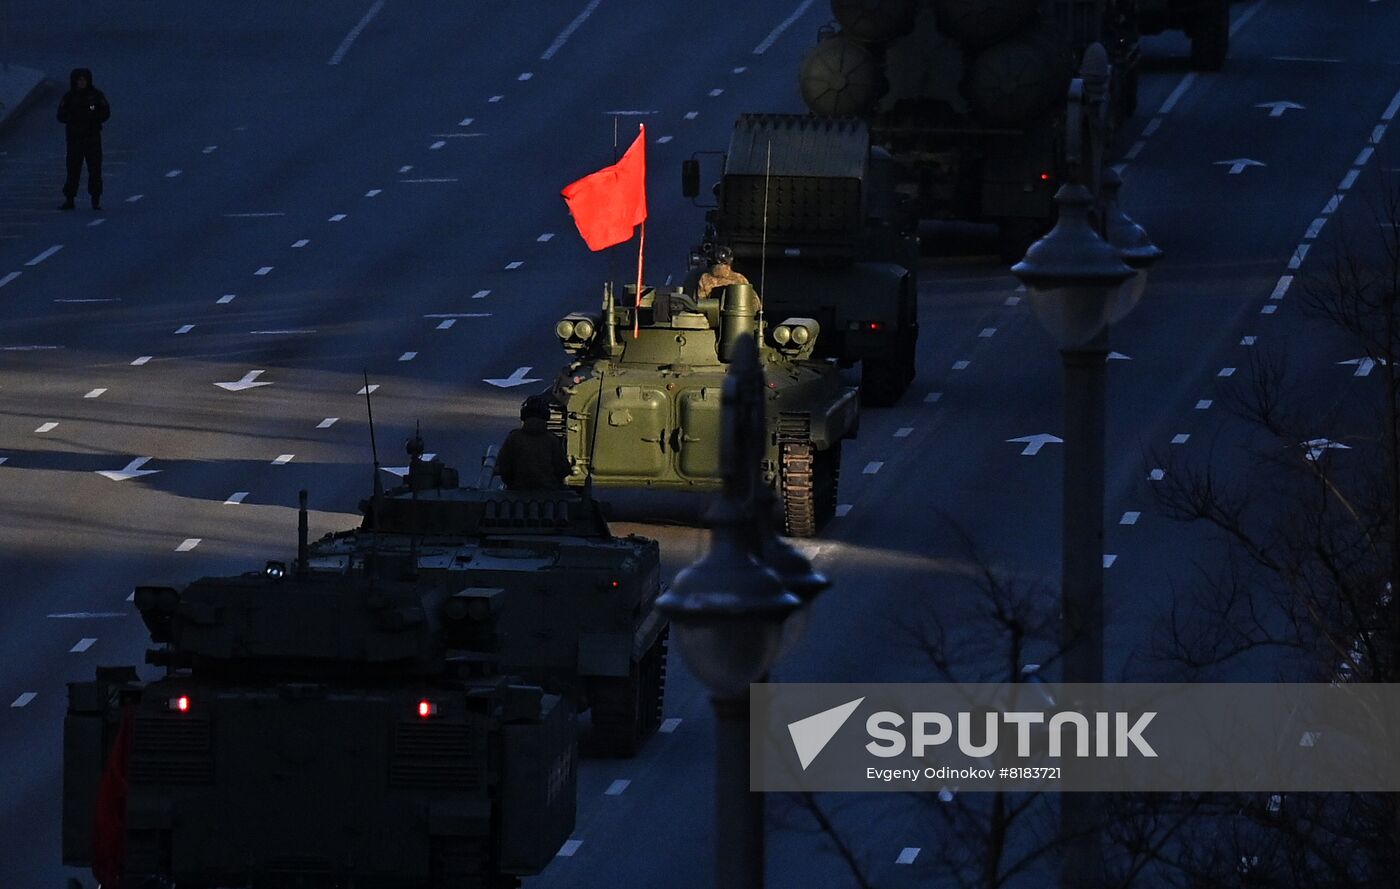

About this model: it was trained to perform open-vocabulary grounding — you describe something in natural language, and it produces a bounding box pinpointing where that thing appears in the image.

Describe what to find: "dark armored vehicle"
[544,283,859,537]
[64,546,575,888]
[684,114,919,405]
[305,446,668,755]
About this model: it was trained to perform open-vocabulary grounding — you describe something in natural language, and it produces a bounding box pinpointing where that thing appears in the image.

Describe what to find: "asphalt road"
[1,1,1398,887]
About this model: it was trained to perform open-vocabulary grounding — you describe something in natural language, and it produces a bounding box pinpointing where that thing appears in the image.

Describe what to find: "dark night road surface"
[0,1,1397,887]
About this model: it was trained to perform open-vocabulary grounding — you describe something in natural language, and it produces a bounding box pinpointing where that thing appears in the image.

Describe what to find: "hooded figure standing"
[57,68,110,210]
[495,396,571,490]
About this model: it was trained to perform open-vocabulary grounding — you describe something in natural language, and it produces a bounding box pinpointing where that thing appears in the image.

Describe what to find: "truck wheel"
[780,441,841,537]
[860,334,916,405]
[1190,0,1229,71]
[588,670,643,758]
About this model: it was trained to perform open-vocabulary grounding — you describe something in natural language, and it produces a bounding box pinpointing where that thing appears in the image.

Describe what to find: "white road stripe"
[365,188,382,197]
[175,324,194,334]
[708,88,724,97]
[952,360,970,370]
[1241,336,1257,346]
[328,0,385,65]
[1149,469,1166,481]
[538,233,554,242]
[518,72,533,81]
[896,848,920,865]
[1372,124,1388,144]
[203,145,217,154]
[399,351,417,361]
[358,384,379,395]
[34,422,57,433]
[70,638,96,653]
[1383,88,1400,122]
[0,272,20,288]
[1304,218,1326,239]
[224,492,249,505]
[10,693,36,708]
[1124,140,1145,160]
[1195,400,1213,410]
[557,840,583,858]
[291,239,310,248]
[430,140,446,150]
[1340,170,1360,191]
[979,327,996,337]
[25,244,62,266]
[1004,295,1021,306]
[894,427,913,438]
[1271,276,1292,299]
[1261,304,1278,314]
[399,165,413,173]
[863,461,883,474]
[1172,434,1191,444]
[1229,0,1264,36]
[835,504,853,517]
[272,454,294,465]
[459,117,474,127]
[1120,511,1140,525]
[131,356,151,365]
[329,213,347,222]
[753,0,816,54]
[437,319,456,330]
[604,779,631,796]
[399,178,458,183]
[165,169,182,178]
[489,95,503,103]
[1288,244,1310,268]
[217,293,236,304]
[1103,554,1118,568]
[224,212,285,218]
[505,261,523,270]
[1323,193,1343,215]
[317,417,338,429]
[84,388,106,399]
[255,266,273,275]
[176,538,201,552]
[87,218,105,227]
[684,111,698,120]
[1356,147,1374,166]
[125,194,143,202]
[1158,73,1197,116]
[1142,117,1162,137]
[541,0,603,60]
[472,289,491,299]
[924,392,942,403]
[659,718,682,733]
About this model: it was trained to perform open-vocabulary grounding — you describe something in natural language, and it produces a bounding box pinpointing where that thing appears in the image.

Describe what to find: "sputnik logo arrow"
[1216,158,1266,175]
[788,697,864,770]
[1008,434,1063,456]
[96,457,160,481]
[1339,357,1386,377]
[1256,101,1304,118]
[484,366,541,388]
[215,369,273,392]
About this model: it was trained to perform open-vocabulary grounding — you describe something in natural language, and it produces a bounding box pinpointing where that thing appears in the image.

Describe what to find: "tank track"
[781,441,841,538]
[587,627,668,758]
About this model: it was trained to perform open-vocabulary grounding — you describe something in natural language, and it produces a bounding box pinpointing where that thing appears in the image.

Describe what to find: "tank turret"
[543,283,858,537]
[64,556,576,889]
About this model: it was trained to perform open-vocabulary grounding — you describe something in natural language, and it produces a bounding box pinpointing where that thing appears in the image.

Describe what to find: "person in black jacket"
[57,68,110,210]
[496,396,571,490]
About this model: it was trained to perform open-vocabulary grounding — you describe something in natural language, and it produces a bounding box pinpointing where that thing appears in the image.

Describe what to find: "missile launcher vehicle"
[64,545,576,889]
[304,443,668,756]
[683,114,919,406]
[543,283,859,537]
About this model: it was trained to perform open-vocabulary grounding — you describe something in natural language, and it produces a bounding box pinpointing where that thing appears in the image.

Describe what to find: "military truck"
[543,282,859,537]
[799,0,1142,259]
[64,559,575,889]
[303,444,668,755]
[683,114,919,406]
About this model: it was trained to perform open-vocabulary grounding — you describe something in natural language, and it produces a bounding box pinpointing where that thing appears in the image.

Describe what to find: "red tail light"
[417,699,437,718]
[1040,172,1051,181]
[169,695,190,713]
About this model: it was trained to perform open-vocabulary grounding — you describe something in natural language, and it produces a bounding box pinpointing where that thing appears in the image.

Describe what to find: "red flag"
[92,705,135,889]
[561,125,648,251]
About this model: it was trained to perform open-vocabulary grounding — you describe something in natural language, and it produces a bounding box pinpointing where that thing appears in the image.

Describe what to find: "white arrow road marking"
[1008,434,1062,456]
[1340,357,1384,377]
[215,370,272,392]
[1216,158,1266,175]
[1303,439,1351,462]
[1255,101,1304,117]
[484,367,542,388]
[97,457,160,481]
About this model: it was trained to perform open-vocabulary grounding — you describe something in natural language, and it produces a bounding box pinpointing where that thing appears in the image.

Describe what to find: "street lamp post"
[1011,43,1160,889]
[657,332,824,889]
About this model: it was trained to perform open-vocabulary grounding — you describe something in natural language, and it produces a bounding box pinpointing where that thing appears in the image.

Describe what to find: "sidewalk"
[0,64,46,135]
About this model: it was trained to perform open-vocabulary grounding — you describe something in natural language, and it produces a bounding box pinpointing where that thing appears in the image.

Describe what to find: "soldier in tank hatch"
[57,67,110,211]
[697,245,757,302]
[496,395,571,490]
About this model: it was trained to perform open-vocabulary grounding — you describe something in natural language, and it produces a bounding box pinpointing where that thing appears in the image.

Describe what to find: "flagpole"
[635,218,645,339]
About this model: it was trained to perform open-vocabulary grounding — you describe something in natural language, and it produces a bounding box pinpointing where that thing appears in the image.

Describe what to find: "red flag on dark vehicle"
[92,705,134,889]
[561,125,648,251]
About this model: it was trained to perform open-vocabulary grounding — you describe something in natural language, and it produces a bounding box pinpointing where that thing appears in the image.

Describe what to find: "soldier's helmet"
[713,245,734,266]
[520,394,551,421]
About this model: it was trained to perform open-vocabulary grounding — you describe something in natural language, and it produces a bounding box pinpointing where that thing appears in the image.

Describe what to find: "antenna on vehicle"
[362,370,383,582]
[758,137,772,337]
[583,368,606,501]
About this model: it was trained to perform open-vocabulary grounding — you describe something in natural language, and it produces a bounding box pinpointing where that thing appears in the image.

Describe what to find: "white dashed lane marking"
[131,356,151,366]
[84,388,106,399]
[863,461,883,474]
[318,418,338,429]
[489,95,503,103]
[894,427,913,438]
[430,141,446,150]
[557,840,583,858]
[459,117,474,127]
[217,294,235,304]
[292,239,310,248]
[165,169,182,178]
[924,392,942,403]
[896,848,920,865]
[365,188,382,197]
[25,245,62,267]
[684,111,698,120]
[358,384,379,395]
[437,319,456,330]
[518,72,533,81]
[472,290,491,299]
[70,638,96,653]
[175,324,194,335]
[1217,367,1236,377]
[1340,170,1360,191]
[506,261,523,270]
[1356,147,1374,166]
[952,360,970,370]
[541,0,603,60]
[176,538,201,552]
[272,454,295,465]
[10,693,36,708]
[538,233,554,242]
[1305,218,1326,239]
[835,504,852,517]
[34,422,57,433]
[659,718,682,733]
[399,165,413,173]
[1241,336,1257,346]
[329,213,347,222]
[708,88,723,97]
[1103,554,1118,568]
[604,780,631,796]
[224,492,249,505]
[1288,245,1309,269]
[979,327,996,337]
[1195,400,1213,410]
[1271,276,1292,299]
[1149,468,1166,481]
[0,272,19,288]
[126,194,143,202]
[255,266,273,276]
[1261,305,1279,315]
[1120,511,1141,525]
[399,351,417,362]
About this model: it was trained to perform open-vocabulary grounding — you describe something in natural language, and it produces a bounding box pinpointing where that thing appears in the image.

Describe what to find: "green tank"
[543,284,859,537]
[63,550,576,889]
[304,441,668,756]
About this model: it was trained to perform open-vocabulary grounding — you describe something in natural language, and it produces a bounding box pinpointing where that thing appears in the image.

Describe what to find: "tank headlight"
[574,319,595,340]
[555,319,576,340]
[790,325,811,345]
[773,325,792,345]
